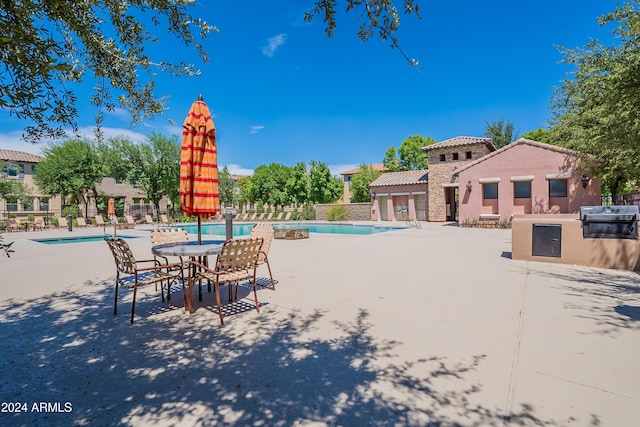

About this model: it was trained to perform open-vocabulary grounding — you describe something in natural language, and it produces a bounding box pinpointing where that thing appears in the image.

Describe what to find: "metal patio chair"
[105,237,184,323]
[189,237,263,325]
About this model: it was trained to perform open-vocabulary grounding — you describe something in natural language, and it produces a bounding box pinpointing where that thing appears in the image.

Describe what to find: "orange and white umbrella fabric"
[107,197,116,237]
[179,99,220,220]
[107,198,115,217]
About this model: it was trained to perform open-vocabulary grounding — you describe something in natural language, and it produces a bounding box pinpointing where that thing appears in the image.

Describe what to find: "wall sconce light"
[466,180,472,192]
[581,174,590,189]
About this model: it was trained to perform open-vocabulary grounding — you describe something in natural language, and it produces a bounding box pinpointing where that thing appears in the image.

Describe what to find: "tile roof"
[424,136,496,151]
[0,149,44,163]
[340,163,388,176]
[369,170,428,187]
[230,174,250,181]
[455,138,580,174]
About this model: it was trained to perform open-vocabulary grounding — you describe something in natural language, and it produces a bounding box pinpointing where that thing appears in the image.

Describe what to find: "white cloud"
[0,130,47,155]
[249,125,264,134]
[262,34,287,57]
[0,126,150,156]
[225,164,254,176]
[76,126,148,143]
[106,107,130,121]
[329,163,359,177]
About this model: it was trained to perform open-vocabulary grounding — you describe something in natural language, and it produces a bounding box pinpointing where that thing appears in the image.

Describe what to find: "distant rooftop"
[341,163,388,176]
[0,149,44,164]
[369,170,428,187]
[230,174,250,181]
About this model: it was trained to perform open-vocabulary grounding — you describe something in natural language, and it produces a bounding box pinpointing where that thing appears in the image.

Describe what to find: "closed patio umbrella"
[180,96,220,244]
[108,198,116,238]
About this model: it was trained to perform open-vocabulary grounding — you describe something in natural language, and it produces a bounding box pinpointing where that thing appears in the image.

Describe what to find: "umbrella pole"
[198,216,202,245]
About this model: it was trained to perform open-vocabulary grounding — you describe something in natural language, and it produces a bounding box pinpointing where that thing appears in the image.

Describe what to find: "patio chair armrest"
[189,260,224,275]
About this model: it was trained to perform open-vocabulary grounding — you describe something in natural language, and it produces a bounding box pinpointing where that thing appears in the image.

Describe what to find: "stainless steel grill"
[580,206,639,239]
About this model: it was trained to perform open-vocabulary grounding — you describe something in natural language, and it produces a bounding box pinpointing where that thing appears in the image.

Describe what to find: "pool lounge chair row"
[233,211,293,222]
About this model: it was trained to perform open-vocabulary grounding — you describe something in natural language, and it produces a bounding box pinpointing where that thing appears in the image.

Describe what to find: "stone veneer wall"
[315,203,372,221]
[427,145,491,221]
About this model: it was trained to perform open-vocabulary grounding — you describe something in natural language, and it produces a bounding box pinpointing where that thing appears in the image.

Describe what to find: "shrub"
[62,205,79,218]
[326,204,348,221]
[301,203,316,220]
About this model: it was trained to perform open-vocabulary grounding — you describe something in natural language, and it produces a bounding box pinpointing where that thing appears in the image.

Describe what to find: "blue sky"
[0,0,617,176]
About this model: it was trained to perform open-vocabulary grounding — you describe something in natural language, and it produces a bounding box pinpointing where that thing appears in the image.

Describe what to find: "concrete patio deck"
[1,222,639,426]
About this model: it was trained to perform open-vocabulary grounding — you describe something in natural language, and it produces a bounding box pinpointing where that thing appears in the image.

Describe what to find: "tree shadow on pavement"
[0,278,580,427]
[514,263,640,336]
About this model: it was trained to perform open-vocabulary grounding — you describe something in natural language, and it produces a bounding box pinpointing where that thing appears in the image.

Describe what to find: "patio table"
[152,240,223,313]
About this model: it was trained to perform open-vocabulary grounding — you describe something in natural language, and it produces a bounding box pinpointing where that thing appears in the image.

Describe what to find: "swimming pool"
[32,235,139,245]
[180,222,406,236]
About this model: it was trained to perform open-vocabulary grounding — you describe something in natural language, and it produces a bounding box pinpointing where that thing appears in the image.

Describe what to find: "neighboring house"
[365,136,601,223]
[0,149,174,221]
[0,149,63,221]
[369,170,429,221]
[340,163,388,203]
[88,177,169,220]
[456,139,601,223]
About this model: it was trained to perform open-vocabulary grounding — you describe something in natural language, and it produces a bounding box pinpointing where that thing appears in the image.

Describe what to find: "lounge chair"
[264,212,274,221]
[57,217,68,229]
[105,237,184,323]
[256,213,265,221]
[273,212,283,222]
[160,214,172,227]
[250,223,275,290]
[32,217,46,231]
[95,214,106,227]
[76,217,89,227]
[126,215,136,226]
[189,237,263,325]
[249,213,257,221]
[283,212,292,221]
[144,214,155,224]
[4,218,21,232]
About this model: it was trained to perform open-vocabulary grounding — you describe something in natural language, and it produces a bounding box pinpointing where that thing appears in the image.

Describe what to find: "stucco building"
[0,149,63,221]
[456,139,601,223]
[369,170,429,221]
[366,137,601,223]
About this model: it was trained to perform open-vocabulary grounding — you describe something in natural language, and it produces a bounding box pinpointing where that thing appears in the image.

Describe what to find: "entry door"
[445,187,458,221]
[379,197,388,221]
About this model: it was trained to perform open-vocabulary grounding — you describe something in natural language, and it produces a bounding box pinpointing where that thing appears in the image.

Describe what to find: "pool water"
[274,223,405,235]
[180,222,405,236]
[180,223,256,236]
[32,235,139,245]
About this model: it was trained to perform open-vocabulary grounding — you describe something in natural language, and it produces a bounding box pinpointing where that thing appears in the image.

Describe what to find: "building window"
[2,163,23,177]
[22,197,34,211]
[483,183,498,199]
[465,151,472,159]
[514,182,531,198]
[549,179,567,197]
[452,152,459,160]
[439,154,446,162]
[39,197,49,211]
[6,197,18,212]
